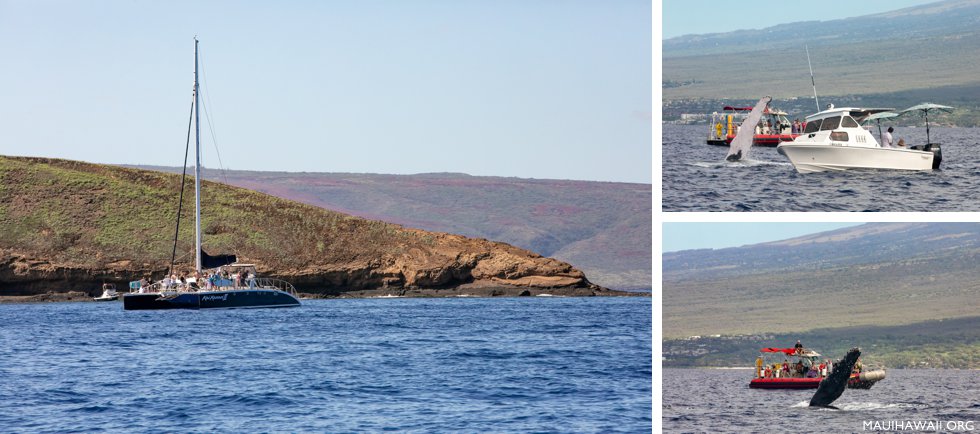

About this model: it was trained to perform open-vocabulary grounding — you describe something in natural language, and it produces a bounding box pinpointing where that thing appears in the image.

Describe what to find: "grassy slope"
[0,156,425,273]
[137,167,653,290]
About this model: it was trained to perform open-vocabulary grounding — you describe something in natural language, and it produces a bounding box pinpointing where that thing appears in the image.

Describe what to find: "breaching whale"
[809,347,861,409]
[725,96,772,162]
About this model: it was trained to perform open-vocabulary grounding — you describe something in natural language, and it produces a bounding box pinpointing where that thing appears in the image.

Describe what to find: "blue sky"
[662,0,939,39]
[662,223,865,252]
[0,1,651,183]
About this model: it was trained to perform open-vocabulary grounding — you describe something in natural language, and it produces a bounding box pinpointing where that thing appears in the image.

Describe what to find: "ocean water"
[663,368,980,433]
[662,124,980,211]
[0,297,651,433]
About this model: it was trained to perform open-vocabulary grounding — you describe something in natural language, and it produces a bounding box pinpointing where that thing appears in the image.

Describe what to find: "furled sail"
[201,249,237,269]
[726,96,772,161]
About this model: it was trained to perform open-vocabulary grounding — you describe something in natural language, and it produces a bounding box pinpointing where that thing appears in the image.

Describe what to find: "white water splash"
[837,402,926,411]
[791,401,926,411]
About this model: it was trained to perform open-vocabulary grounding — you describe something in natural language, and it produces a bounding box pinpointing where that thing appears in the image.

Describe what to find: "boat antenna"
[806,44,819,112]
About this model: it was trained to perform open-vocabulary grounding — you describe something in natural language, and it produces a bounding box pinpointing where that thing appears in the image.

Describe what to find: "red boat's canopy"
[760,348,798,355]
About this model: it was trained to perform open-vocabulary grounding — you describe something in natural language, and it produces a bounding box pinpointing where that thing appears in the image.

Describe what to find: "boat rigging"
[122,38,301,310]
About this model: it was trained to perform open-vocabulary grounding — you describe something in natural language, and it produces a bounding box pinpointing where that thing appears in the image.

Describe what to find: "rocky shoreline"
[0,284,647,304]
[307,283,647,299]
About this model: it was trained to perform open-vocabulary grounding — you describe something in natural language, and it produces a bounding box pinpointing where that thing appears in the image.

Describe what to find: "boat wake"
[691,159,792,169]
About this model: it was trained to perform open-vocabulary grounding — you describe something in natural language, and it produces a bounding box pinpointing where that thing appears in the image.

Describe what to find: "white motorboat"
[776,106,942,173]
[93,283,119,301]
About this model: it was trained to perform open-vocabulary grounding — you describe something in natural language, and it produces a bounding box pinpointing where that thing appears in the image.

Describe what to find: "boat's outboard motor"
[911,143,942,169]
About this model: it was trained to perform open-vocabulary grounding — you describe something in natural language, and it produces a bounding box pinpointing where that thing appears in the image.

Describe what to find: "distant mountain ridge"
[133,166,653,290]
[663,223,980,280]
[663,223,980,337]
[662,0,980,102]
[664,0,980,57]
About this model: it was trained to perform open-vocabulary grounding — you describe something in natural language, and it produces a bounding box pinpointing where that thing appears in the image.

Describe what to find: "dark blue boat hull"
[123,289,300,310]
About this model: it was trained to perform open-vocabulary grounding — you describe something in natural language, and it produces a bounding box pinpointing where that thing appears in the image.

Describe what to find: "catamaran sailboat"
[123,38,300,310]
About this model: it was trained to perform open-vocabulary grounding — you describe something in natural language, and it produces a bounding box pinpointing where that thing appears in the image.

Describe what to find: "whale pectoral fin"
[809,348,861,408]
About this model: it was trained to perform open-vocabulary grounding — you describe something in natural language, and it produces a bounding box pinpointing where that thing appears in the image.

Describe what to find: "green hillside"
[662,223,980,369]
[663,223,980,338]
[0,156,405,271]
[0,156,609,296]
[662,0,980,125]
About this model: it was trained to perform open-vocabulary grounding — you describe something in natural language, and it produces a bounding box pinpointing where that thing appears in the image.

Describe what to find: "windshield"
[820,116,841,131]
[803,119,822,133]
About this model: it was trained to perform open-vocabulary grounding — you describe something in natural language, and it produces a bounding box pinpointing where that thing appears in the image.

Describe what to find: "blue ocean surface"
[663,368,980,433]
[0,297,651,433]
[662,124,980,211]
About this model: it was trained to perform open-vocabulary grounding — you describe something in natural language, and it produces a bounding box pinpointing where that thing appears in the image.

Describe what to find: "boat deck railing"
[128,278,299,297]
[249,278,299,296]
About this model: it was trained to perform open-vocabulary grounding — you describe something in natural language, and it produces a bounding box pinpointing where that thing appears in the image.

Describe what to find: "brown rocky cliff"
[276,230,596,293]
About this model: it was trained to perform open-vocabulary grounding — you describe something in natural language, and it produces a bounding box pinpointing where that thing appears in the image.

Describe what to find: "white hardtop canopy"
[805,107,895,124]
[797,349,821,358]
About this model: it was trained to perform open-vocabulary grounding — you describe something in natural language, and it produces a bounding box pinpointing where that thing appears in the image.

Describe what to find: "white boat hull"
[777,144,934,173]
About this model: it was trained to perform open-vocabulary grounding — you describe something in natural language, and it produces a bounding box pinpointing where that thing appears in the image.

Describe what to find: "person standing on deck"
[882,127,895,148]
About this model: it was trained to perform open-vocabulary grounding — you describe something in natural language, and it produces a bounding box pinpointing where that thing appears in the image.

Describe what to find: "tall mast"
[194,37,203,272]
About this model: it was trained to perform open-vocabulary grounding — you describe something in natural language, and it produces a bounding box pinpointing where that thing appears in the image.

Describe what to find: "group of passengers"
[756,340,829,379]
[203,267,257,290]
[790,119,806,134]
[759,359,830,379]
[755,340,868,379]
[755,119,790,135]
[135,267,257,293]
